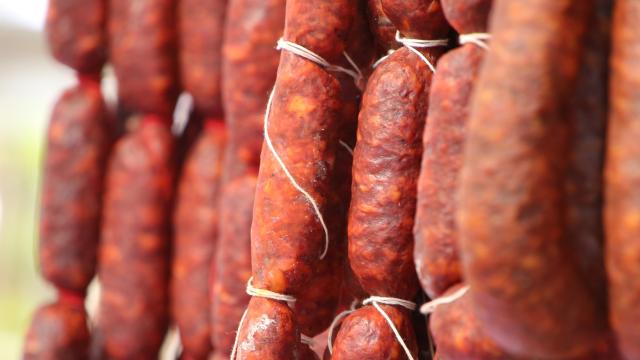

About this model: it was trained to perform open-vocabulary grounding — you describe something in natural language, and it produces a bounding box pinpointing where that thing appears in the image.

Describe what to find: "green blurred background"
[0,1,72,357]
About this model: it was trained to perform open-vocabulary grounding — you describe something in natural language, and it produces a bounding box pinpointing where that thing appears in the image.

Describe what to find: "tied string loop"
[372,49,395,69]
[420,285,469,314]
[394,31,448,73]
[276,39,362,83]
[230,278,298,360]
[459,33,491,50]
[326,296,417,359]
[363,296,417,360]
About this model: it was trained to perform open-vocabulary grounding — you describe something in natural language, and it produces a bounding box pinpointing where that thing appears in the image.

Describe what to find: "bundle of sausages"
[25,0,640,359]
[24,0,110,358]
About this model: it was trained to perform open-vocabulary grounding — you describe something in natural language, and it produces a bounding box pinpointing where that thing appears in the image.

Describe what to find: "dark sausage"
[172,120,226,359]
[211,174,256,357]
[109,0,179,118]
[179,0,227,117]
[413,0,492,299]
[39,77,110,294]
[458,0,606,357]
[96,116,174,358]
[221,0,285,183]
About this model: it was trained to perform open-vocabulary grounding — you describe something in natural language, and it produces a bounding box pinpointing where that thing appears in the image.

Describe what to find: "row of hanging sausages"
[24,0,640,359]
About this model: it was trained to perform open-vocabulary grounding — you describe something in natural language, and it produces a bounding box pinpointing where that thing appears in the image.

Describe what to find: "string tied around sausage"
[276,38,363,83]
[420,285,469,314]
[372,49,396,69]
[363,296,417,360]
[395,31,448,72]
[459,33,491,50]
[230,278,299,359]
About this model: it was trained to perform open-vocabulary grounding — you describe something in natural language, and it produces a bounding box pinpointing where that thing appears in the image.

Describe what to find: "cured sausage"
[45,0,106,73]
[235,0,354,357]
[221,0,285,183]
[458,0,607,357]
[179,0,227,117]
[605,0,640,358]
[39,77,110,294]
[331,305,417,359]
[211,174,256,357]
[96,116,174,359]
[332,2,449,358]
[23,300,90,360]
[109,0,179,118]
[172,120,226,359]
[413,0,492,299]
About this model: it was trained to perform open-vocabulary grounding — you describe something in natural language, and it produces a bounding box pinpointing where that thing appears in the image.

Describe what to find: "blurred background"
[0,0,72,357]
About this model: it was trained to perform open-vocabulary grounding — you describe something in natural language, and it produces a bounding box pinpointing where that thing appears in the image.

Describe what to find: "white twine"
[420,286,469,314]
[263,87,331,259]
[362,296,417,360]
[326,299,359,355]
[394,31,448,73]
[338,140,354,156]
[276,39,362,83]
[230,278,298,360]
[300,334,315,347]
[372,49,396,69]
[459,33,491,50]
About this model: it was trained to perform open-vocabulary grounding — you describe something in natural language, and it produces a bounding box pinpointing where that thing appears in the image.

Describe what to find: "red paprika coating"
[45,0,106,73]
[211,175,256,357]
[234,298,300,360]
[605,0,640,358]
[413,0,490,298]
[249,0,353,293]
[179,0,227,117]
[221,0,285,183]
[458,0,607,357]
[565,0,611,309]
[96,118,174,359]
[238,0,354,357]
[24,300,90,360]
[441,0,493,34]
[347,47,433,301]
[109,0,179,118]
[39,79,110,294]
[172,121,226,359]
[331,305,418,360]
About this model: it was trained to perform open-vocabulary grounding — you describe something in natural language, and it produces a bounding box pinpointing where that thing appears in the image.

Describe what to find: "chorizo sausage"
[39,76,110,294]
[605,0,640,358]
[221,0,285,183]
[211,174,256,357]
[45,0,106,73]
[331,305,417,359]
[413,0,492,299]
[457,0,607,357]
[109,0,179,118]
[172,120,226,359]
[96,116,174,359]
[24,300,90,360]
[236,0,354,357]
[332,2,449,358]
[179,0,227,117]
